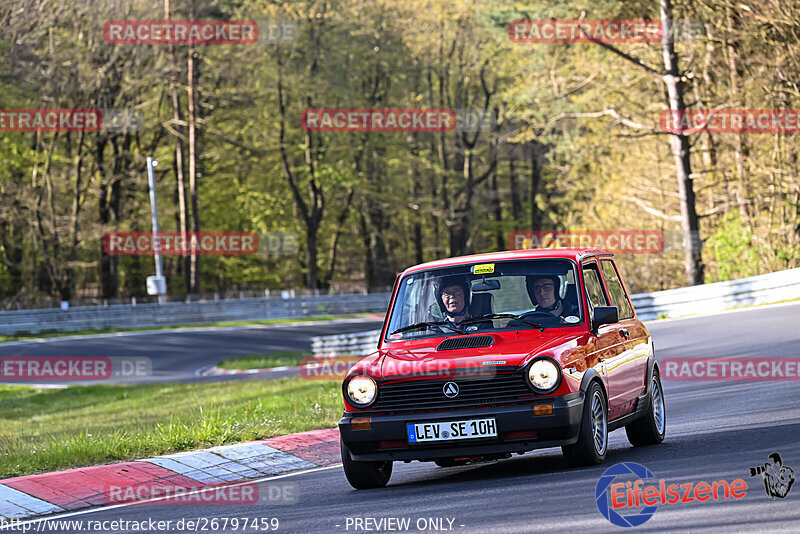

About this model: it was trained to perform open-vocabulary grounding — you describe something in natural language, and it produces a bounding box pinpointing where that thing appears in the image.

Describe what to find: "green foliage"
[706,213,759,282]
[0,0,798,303]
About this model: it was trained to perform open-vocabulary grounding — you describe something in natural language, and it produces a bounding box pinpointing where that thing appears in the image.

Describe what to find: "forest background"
[1,0,797,308]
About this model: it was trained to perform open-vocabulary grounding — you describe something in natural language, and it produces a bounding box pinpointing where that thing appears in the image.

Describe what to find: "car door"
[581,259,628,421]
[599,259,649,414]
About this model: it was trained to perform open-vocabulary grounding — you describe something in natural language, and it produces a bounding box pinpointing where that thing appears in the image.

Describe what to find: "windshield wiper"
[458,313,546,332]
[390,321,465,336]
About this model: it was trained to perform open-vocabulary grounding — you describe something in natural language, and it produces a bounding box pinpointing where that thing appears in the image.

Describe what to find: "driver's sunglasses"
[533,283,554,292]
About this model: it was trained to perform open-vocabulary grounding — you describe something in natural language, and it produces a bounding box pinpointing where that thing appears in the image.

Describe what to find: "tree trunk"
[187,3,200,294]
[323,188,355,288]
[97,136,118,299]
[509,157,522,221]
[165,0,190,293]
[409,163,424,264]
[276,43,324,289]
[490,164,504,250]
[725,6,750,223]
[530,143,543,230]
[661,0,703,285]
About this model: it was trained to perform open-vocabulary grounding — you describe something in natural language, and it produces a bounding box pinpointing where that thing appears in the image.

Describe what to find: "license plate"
[406,418,497,443]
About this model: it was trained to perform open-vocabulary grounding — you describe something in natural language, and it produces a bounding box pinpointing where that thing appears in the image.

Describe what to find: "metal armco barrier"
[2,267,797,339]
[630,267,800,320]
[311,330,383,358]
[0,293,391,336]
[311,267,800,358]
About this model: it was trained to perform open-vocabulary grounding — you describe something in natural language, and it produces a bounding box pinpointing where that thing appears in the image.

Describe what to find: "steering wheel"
[506,310,556,328]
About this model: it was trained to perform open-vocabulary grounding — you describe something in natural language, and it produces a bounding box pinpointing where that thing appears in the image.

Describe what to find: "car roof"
[401,248,614,276]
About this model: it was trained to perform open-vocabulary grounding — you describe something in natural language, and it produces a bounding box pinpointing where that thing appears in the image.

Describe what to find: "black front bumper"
[339,392,584,462]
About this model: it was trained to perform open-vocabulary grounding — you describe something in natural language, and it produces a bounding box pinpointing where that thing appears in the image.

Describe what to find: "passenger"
[526,274,579,319]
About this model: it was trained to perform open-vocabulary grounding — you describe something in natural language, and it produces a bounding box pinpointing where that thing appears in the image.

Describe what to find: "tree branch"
[577,12,665,80]
[544,109,653,134]
[629,197,682,221]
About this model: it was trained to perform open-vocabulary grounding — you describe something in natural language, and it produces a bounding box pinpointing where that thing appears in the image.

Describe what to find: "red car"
[339,248,665,489]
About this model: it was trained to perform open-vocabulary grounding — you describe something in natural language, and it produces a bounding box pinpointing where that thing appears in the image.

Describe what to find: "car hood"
[376,332,579,380]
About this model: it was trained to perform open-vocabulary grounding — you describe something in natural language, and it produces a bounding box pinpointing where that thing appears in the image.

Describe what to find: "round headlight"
[527,358,561,393]
[346,375,377,406]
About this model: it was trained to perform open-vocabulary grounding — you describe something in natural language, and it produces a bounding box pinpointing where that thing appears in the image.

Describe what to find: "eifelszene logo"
[596,463,658,527]
[749,453,795,499]
[595,462,748,527]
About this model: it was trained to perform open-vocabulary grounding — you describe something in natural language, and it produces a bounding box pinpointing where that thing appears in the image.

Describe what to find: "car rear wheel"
[562,381,608,466]
[340,437,392,489]
[625,369,666,446]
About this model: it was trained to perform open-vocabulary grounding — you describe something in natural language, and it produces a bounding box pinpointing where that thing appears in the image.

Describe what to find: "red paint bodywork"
[342,248,652,418]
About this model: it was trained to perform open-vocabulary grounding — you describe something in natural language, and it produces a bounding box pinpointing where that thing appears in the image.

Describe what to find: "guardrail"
[311,330,382,358]
[0,293,391,336]
[630,267,800,320]
[310,267,800,358]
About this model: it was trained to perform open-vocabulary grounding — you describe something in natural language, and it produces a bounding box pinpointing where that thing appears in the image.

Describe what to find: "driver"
[435,275,472,328]
[526,274,579,319]
[433,275,489,332]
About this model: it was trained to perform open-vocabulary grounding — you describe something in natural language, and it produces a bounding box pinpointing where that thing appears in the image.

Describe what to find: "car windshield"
[384,259,583,341]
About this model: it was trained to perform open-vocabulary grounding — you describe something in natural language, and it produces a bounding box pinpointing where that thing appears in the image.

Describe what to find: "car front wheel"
[340,437,392,489]
[625,369,666,446]
[562,381,608,466]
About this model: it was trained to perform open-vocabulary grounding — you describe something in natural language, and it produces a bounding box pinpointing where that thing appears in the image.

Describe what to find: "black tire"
[626,369,666,446]
[562,381,608,466]
[340,437,392,489]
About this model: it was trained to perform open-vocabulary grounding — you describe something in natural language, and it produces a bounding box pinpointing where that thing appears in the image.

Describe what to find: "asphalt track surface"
[14,302,800,533]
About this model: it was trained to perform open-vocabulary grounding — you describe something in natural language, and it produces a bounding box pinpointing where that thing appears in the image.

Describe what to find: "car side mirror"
[591,306,618,332]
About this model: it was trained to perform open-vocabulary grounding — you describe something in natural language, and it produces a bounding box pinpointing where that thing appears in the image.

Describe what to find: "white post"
[146,157,166,304]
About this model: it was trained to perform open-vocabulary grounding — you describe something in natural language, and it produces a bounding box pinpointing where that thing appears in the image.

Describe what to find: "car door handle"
[620,328,629,338]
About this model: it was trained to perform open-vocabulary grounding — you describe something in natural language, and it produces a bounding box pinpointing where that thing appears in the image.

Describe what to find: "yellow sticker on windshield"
[472,263,495,274]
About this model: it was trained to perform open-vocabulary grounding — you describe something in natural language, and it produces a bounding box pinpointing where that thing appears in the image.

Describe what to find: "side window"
[582,263,609,314]
[600,260,634,320]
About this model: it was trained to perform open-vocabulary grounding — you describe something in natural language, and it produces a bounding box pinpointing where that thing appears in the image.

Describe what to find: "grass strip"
[0,377,342,478]
[216,351,313,371]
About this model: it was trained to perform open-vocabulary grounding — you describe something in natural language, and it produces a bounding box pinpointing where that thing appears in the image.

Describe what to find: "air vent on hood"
[437,335,494,351]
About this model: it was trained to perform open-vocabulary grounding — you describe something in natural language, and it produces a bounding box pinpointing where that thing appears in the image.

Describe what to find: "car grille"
[369,374,532,412]
[437,336,494,351]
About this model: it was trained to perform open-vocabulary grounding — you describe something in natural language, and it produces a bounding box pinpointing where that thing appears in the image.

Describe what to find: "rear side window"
[582,264,608,312]
[600,260,634,320]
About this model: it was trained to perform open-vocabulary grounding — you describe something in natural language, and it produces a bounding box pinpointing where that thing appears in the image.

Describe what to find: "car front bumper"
[339,392,584,462]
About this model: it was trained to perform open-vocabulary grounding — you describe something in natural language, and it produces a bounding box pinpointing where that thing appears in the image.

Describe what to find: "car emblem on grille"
[443,381,459,398]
